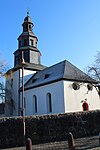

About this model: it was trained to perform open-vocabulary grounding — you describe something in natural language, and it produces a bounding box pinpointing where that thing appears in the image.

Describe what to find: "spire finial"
[27,8,30,16]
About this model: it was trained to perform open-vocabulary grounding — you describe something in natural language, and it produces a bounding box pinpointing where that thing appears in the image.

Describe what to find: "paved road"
[1,135,100,150]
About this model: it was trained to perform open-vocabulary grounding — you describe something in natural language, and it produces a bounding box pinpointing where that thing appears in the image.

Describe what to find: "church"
[5,13,100,116]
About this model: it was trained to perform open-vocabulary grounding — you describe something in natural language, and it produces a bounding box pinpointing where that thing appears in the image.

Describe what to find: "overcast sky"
[0,0,100,71]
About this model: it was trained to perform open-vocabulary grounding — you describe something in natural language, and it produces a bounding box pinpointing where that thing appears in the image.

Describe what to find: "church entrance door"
[82,101,89,111]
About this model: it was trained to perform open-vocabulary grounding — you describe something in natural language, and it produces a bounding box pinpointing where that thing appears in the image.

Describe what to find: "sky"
[0,0,100,71]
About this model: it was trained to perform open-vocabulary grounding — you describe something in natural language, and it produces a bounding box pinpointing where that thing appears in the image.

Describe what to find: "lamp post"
[22,64,25,144]
[21,51,28,144]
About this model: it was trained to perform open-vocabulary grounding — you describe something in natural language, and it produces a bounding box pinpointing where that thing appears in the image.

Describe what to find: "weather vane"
[27,7,30,16]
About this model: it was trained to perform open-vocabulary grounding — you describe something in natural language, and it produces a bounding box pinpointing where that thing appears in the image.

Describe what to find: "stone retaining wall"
[0,110,100,149]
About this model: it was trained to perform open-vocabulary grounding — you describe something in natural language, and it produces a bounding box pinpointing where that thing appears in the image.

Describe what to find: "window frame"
[30,39,34,46]
[47,93,52,113]
[33,95,37,113]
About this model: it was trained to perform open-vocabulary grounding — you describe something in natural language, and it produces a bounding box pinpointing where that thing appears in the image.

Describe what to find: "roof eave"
[22,77,97,91]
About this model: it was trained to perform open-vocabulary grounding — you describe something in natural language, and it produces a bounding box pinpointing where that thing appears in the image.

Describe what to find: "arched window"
[47,93,52,113]
[29,25,32,30]
[10,99,13,115]
[33,95,37,113]
[19,40,21,48]
[24,39,27,46]
[24,97,26,108]
[21,97,26,116]
[30,39,34,46]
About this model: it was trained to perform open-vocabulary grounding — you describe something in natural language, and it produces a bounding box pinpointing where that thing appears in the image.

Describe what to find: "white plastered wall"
[5,70,20,116]
[64,81,100,112]
[22,81,65,116]
[5,69,36,116]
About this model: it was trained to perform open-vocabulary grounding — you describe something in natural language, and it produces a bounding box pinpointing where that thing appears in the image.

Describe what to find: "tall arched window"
[47,93,52,113]
[24,97,26,115]
[24,97,26,109]
[10,99,13,115]
[33,95,37,113]
[21,97,26,116]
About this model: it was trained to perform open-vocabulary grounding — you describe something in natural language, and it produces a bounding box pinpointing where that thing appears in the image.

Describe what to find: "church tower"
[5,13,46,116]
[14,12,41,67]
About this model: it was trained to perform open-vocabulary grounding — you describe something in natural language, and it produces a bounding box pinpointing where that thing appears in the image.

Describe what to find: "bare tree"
[0,55,9,103]
[87,51,100,96]
[87,51,100,82]
[0,82,5,102]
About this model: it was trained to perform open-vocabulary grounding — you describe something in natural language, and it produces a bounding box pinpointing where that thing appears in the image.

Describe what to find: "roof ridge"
[34,60,66,74]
